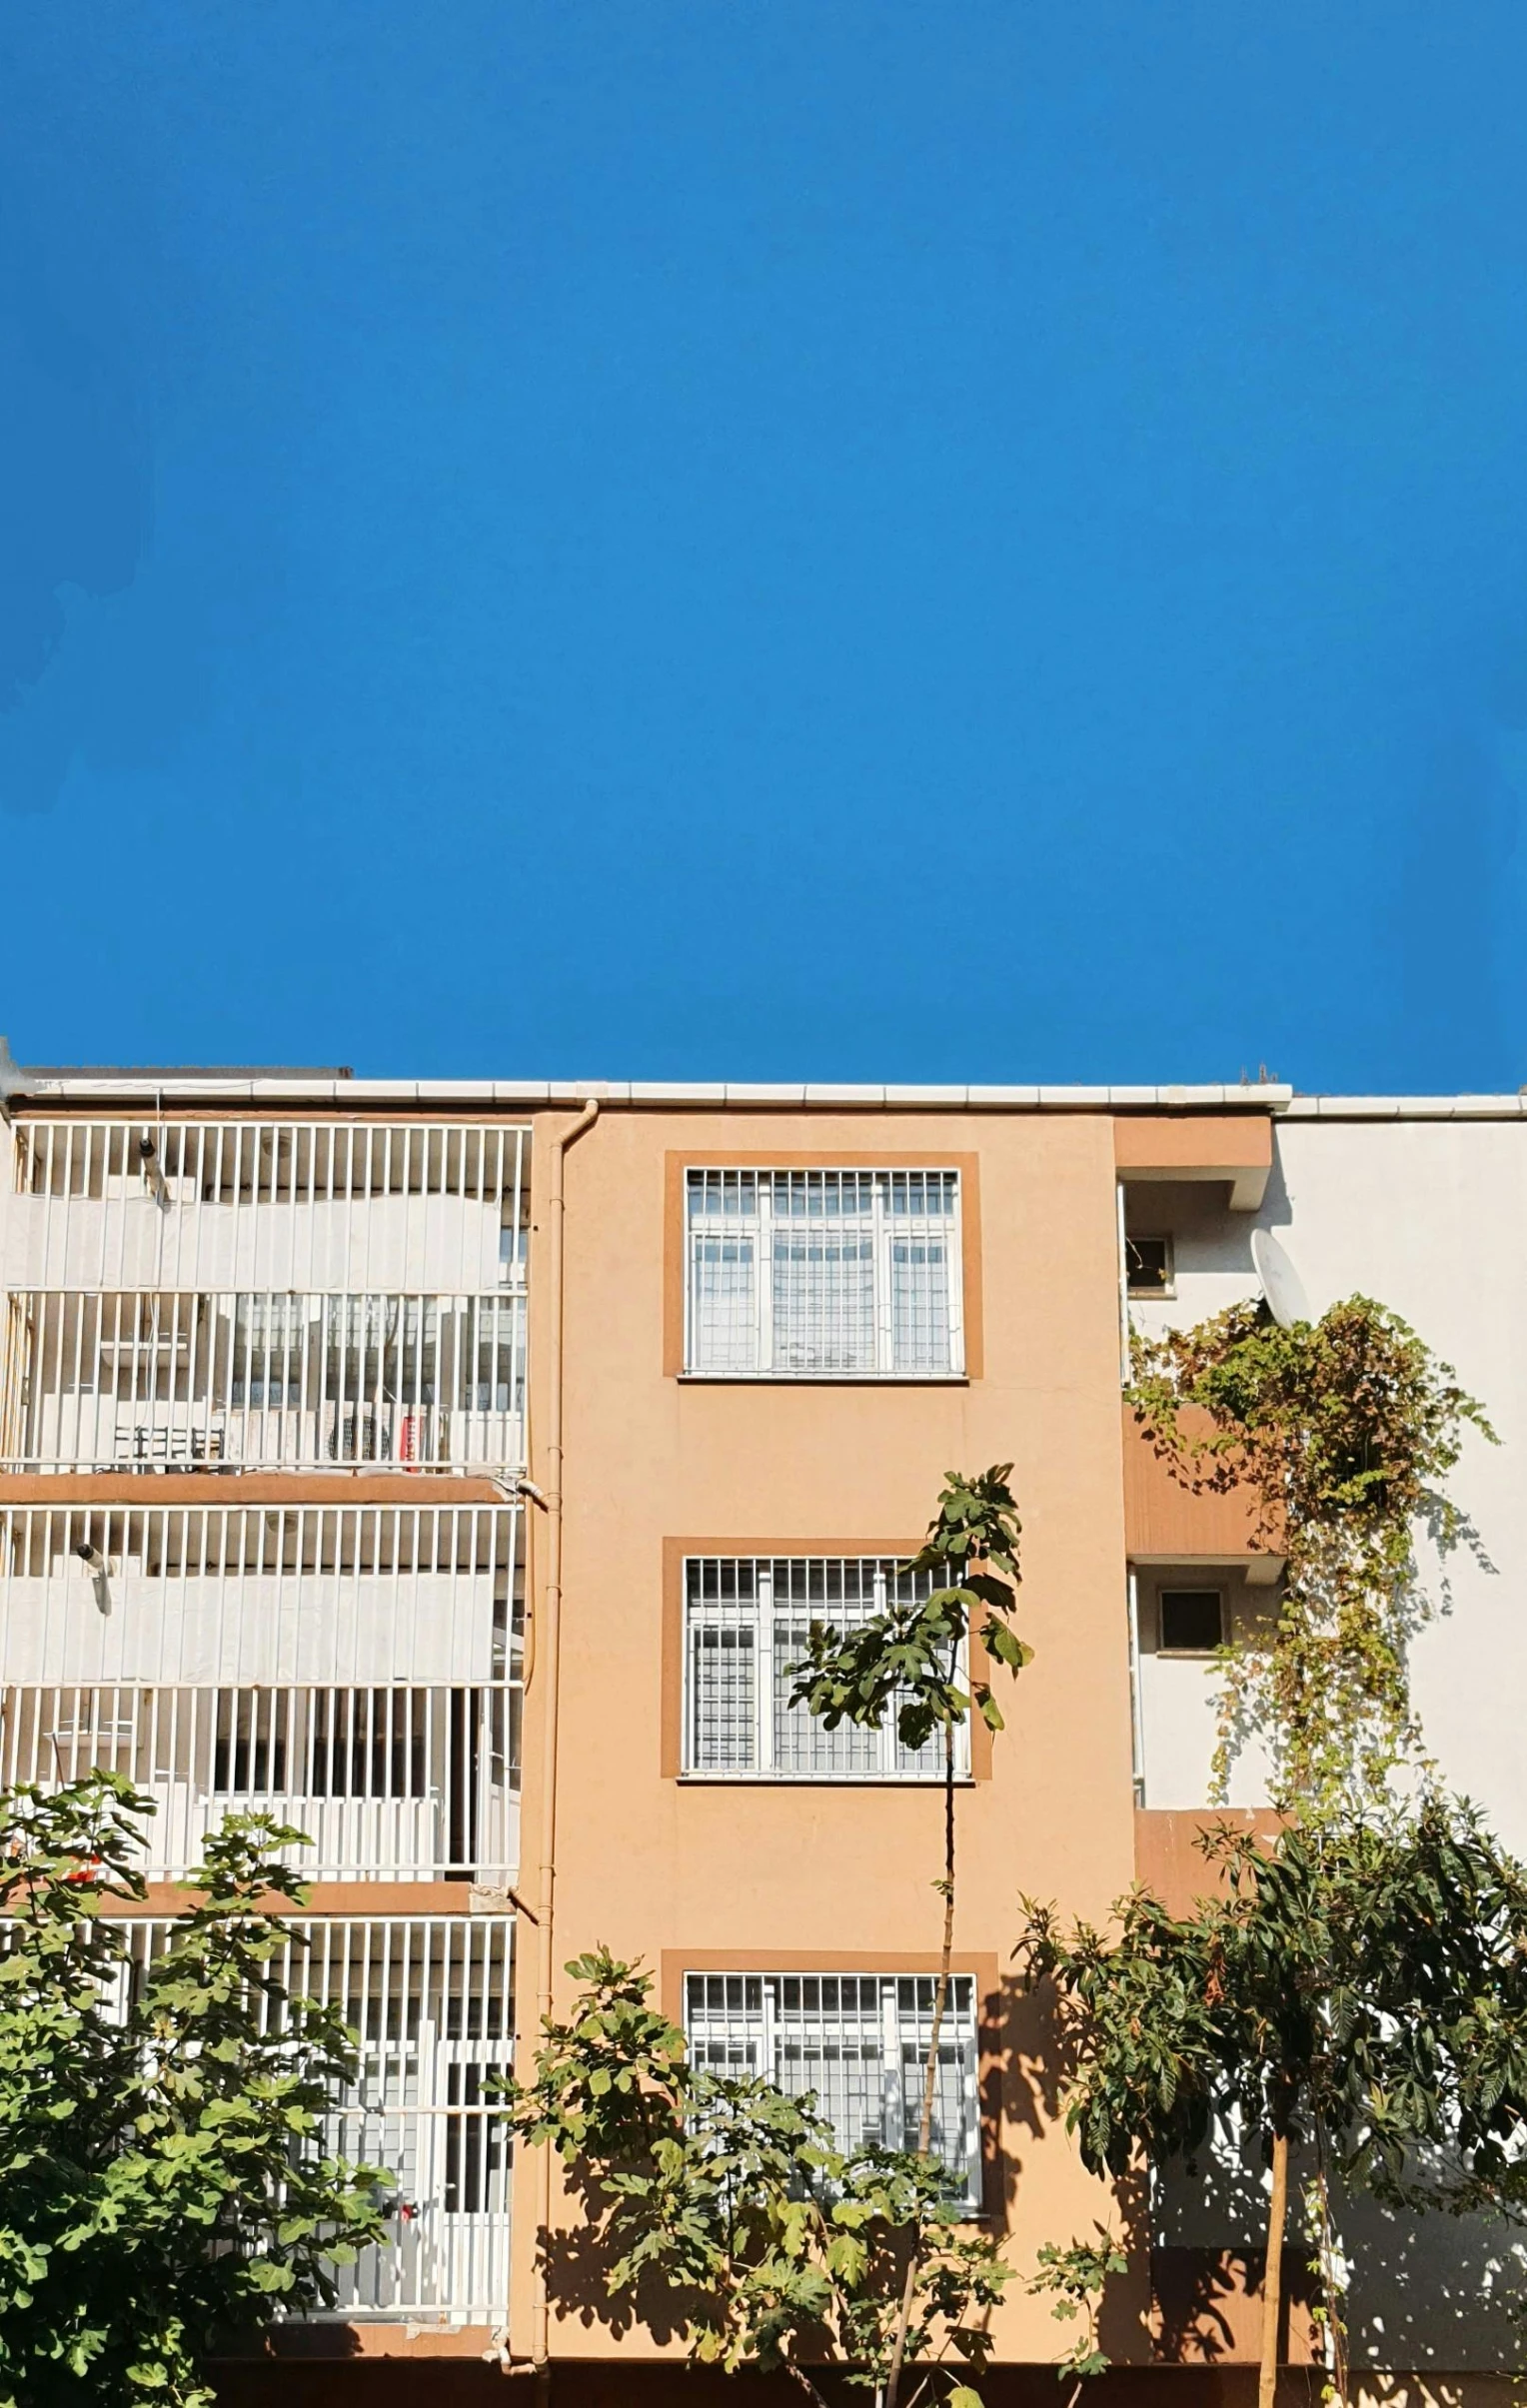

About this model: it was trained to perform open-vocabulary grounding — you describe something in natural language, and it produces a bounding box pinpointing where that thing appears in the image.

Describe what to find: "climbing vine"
[1128,1294,1493,1814]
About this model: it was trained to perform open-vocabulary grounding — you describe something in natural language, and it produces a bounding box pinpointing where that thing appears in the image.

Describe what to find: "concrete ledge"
[0,1471,509,1505]
[1115,1115,1274,1211]
[1122,1406,1277,1564]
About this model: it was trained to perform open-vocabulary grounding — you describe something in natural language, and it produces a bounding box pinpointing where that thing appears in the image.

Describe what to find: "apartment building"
[0,1065,1520,2398]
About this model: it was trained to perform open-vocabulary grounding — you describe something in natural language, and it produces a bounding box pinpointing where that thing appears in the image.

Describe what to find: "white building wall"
[1131,1113,1527,1846]
[1134,1109,1527,2368]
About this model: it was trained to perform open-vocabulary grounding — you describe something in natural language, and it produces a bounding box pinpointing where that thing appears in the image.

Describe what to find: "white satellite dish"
[1251,1227,1311,1329]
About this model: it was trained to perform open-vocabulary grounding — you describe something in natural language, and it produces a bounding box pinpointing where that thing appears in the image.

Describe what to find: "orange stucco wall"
[512,1106,1150,2363]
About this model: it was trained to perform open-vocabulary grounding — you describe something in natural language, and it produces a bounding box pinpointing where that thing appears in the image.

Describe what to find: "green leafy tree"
[1121,1286,1503,2388]
[787,1467,1027,2408]
[503,1947,1011,2407]
[1027,2231,1128,2392]
[0,1774,389,2407]
[1128,1295,1492,1813]
[1017,1801,1527,2408]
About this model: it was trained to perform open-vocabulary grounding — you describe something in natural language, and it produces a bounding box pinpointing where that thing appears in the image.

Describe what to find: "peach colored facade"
[514,1102,1153,2365]
[19,1068,1479,2394]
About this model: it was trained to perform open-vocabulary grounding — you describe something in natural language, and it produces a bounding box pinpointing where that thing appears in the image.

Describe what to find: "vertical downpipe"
[1115,1174,1131,1388]
[530,1098,599,2383]
[1126,1564,1145,1807]
[1118,1181,1146,1804]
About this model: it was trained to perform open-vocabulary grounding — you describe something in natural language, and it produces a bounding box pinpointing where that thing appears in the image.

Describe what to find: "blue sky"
[4,3,1527,1090]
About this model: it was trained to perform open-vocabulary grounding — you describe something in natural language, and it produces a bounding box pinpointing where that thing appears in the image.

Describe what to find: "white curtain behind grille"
[686,1169,960,1376]
[687,1173,759,1373]
[770,1175,875,1373]
[888,1176,954,1372]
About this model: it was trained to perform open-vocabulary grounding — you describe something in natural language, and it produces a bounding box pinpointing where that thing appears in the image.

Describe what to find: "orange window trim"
[661,1536,994,1782]
[663,1151,983,1380]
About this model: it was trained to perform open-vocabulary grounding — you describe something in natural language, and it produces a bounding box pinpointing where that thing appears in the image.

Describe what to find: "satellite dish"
[1251,1227,1311,1330]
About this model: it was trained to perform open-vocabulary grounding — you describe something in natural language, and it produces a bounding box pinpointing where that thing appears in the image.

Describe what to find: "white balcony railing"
[0,1291,526,1472]
[2,1683,521,1883]
[0,1503,521,1686]
[112,1915,515,2320]
[5,1120,531,1297]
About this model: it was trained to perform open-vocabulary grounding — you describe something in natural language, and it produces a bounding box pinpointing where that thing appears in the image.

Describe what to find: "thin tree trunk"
[884,1714,957,2408]
[1312,2127,1349,2408]
[1259,2128,1290,2408]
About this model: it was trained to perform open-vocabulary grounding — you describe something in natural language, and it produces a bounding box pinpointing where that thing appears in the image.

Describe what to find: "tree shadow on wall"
[1150,2246,1318,2366]
[989,1969,1151,2366]
[538,2167,709,2347]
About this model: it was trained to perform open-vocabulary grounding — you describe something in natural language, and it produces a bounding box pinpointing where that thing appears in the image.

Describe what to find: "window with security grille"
[684,1556,968,1781]
[685,1170,963,1377]
[684,1970,981,2206]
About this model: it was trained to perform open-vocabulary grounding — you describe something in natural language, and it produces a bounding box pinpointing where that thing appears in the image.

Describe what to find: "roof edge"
[10,1075,1294,1113]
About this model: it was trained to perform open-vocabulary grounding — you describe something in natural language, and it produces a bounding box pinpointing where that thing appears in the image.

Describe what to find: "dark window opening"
[1126,1235,1173,1295]
[1158,1589,1225,1654]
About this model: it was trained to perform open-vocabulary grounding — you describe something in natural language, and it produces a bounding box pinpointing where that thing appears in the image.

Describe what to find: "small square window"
[1158,1589,1224,1654]
[1126,1234,1174,1296]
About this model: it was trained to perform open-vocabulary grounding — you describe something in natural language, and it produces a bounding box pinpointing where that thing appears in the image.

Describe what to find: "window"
[683,1557,967,1781]
[685,1169,963,1377]
[1125,1234,1173,1296]
[685,1970,980,2204]
[1158,1588,1225,1654]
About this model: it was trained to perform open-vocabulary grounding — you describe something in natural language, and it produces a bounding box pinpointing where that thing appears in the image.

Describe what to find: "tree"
[1017,1800,1527,2408]
[1128,1294,1492,1814]
[787,1467,1027,2408]
[503,1947,1011,2407]
[1118,1290,1501,2387]
[0,1774,389,2407]
[1027,2231,1128,2396]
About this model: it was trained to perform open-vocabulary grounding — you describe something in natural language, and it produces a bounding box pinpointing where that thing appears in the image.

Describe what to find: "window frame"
[679,1163,968,1382]
[1125,1231,1175,1298]
[1155,1585,1227,1657]
[680,1553,973,1784]
[679,1965,984,2209]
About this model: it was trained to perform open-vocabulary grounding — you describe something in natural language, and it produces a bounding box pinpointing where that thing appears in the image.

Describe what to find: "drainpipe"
[528,1097,599,2382]
[1126,1564,1145,1808]
[1115,1176,1131,1389]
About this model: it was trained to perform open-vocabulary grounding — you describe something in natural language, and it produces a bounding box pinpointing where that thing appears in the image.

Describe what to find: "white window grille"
[1,1289,526,1471]
[5,1120,531,1297]
[684,1170,962,1378]
[684,1970,981,2206]
[2,1683,521,1883]
[683,1556,968,1781]
[109,1915,514,2319]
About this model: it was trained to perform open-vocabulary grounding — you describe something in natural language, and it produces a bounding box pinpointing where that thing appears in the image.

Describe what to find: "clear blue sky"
[4,3,1527,1090]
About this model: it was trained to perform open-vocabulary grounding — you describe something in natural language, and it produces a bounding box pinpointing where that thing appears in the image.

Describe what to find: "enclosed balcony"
[0,1503,522,1882]
[113,1913,515,2320]
[5,1118,531,1296]
[0,1288,526,1472]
